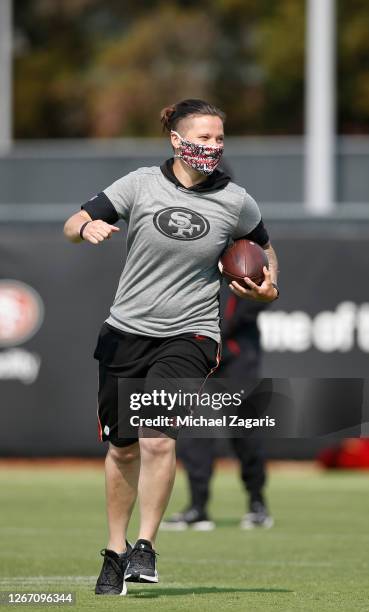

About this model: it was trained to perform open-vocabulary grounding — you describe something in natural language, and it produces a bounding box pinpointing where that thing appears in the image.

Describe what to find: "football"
[219,239,268,288]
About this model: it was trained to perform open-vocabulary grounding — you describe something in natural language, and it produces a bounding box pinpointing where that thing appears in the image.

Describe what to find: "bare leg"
[137,435,176,545]
[105,442,140,553]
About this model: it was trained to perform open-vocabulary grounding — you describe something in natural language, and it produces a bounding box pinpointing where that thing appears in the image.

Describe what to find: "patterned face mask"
[171,131,224,175]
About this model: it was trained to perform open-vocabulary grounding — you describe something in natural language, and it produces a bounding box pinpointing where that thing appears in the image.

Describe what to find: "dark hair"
[160,99,226,132]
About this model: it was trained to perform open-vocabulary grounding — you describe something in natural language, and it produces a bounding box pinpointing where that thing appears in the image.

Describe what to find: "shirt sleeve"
[232,192,262,240]
[103,171,137,221]
[81,170,137,222]
[242,218,270,247]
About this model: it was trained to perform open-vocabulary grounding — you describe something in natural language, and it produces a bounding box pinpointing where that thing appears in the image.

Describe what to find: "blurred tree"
[84,5,217,136]
[14,0,96,137]
[210,0,305,134]
[337,0,369,133]
[12,0,369,138]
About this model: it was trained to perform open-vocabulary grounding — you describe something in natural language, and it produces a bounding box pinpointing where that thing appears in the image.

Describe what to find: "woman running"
[63,98,279,595]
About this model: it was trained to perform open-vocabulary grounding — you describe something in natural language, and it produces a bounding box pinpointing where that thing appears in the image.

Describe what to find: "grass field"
[1,464,369,612]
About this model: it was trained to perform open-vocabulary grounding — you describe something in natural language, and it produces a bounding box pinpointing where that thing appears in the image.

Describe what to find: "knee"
[139,436,175,458]
[108,442,140,465]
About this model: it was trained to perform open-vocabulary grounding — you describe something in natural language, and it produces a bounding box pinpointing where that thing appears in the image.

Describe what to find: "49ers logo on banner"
[153,207,210,240]
[0,280,44,348]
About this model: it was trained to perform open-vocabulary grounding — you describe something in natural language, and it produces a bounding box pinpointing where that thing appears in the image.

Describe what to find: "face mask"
[171,130,224,175]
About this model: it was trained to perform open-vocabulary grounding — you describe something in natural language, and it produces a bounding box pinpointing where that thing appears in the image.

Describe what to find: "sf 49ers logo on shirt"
[153,207,210,241]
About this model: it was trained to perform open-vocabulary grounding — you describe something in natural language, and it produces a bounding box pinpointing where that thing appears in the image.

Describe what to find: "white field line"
[0,527,99,533]
[1,528,368,538]
[166,559,361,568]
[0,577,96,584]
[0,557,364,587]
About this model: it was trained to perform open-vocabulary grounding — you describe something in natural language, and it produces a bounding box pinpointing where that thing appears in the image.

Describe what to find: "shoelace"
[98,549,124,585]
[129,546,159,565]
[100,546,131,558]
[100,548,129,558]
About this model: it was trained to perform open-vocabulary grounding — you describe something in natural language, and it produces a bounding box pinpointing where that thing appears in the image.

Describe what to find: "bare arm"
[262,242,279,286]
[63,210,120,244]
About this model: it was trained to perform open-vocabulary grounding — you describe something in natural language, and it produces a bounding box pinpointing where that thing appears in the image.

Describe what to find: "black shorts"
[94,323,220,447]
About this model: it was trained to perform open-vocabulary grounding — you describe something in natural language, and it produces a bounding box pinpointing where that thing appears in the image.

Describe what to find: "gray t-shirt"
[101,166,262,344]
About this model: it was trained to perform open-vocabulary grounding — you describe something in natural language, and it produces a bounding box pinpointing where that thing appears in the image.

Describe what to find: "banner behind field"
[0,224,368,456]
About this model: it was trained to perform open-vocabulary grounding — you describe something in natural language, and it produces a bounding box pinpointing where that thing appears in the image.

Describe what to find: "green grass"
[1,465,369,611]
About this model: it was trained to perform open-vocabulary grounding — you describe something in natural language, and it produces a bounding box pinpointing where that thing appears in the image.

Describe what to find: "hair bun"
[160,99,225,133]
[160,104,177,132]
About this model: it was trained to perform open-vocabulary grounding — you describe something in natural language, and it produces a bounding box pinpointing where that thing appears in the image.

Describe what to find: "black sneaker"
[160,507,215,531]
[240,501,274,529]
[95,542,132,595]
[124,539,159,583]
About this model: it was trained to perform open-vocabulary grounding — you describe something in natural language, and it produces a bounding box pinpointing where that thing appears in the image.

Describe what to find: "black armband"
[243,218,270,247]
[81,192,119,223]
